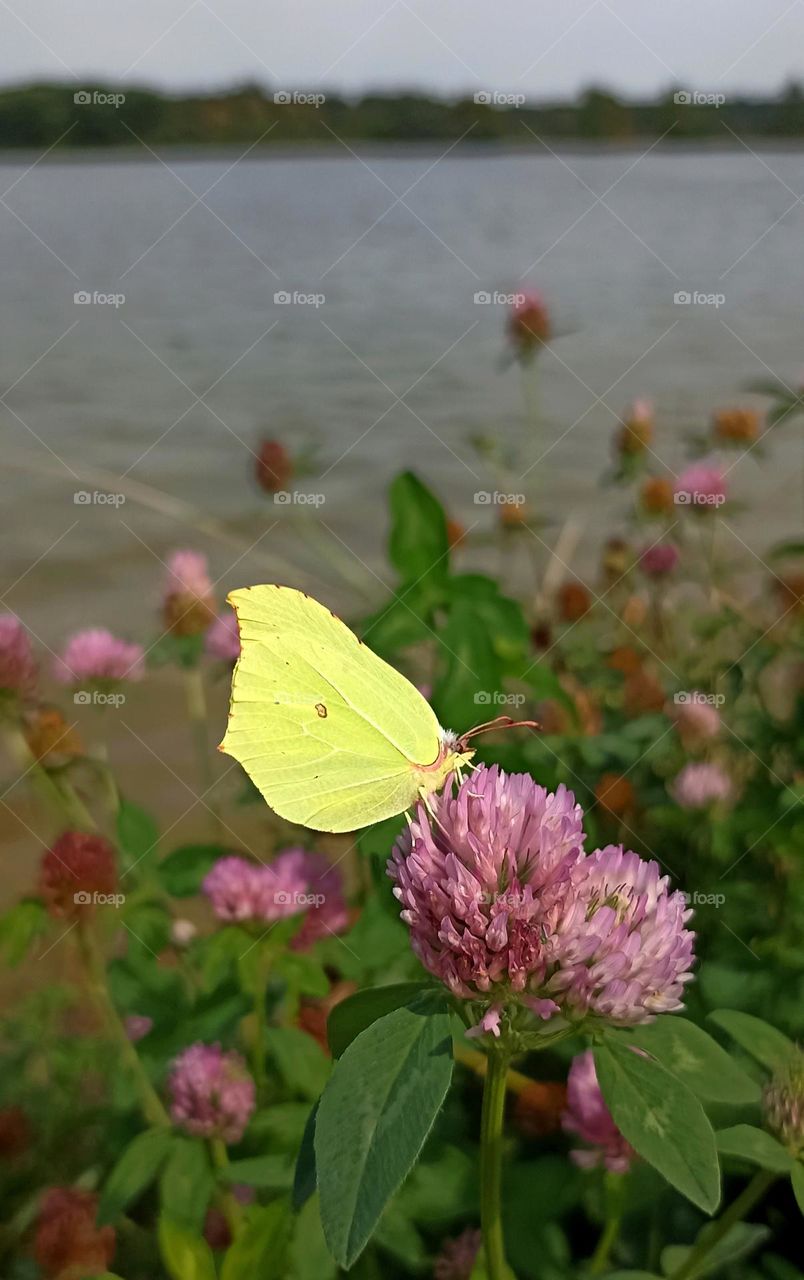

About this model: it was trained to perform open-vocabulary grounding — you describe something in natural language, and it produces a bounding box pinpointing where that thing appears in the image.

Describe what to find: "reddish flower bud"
[255,438,292,493]
[38,832,118,919]
[34,1187,115,1279]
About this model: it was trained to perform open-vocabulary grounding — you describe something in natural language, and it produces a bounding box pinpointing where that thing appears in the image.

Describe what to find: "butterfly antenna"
[459,716,540,749]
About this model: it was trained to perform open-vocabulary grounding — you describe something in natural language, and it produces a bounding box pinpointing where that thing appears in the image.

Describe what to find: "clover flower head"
[168,1043,255,1144]
[0,615,37,698]
[672,761,731,809]
[53,628,144,685]
[388,765,585,1004]
[549,845,695,1025]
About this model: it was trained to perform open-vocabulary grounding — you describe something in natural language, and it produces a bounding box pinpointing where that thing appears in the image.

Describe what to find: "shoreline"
[5,136,804,165]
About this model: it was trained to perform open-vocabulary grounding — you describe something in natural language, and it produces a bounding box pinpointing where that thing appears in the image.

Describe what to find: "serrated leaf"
[708,1010,795,1071]
[0,899,48,965]
[327,983,433,1058]
[716,1125,795,1172]
[594,1041,720,1213]
[221,1199,292,1280]
[615,1018,761,1104]
[98,1127,175,1224]
[158,1217,217,1280]
[315,993,454,1267]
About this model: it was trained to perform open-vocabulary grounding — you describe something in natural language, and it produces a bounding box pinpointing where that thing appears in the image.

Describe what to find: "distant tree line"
[3,81,804,149]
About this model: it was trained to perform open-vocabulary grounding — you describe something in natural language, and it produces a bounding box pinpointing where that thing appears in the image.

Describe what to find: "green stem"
[668,1169,777,1280]
[590,1173,625,1274]
[209,1137,244,1238]
[480,1047,511,1280]
[2,722,97,830]
[184,666,222,838]
[76,922,169,1128]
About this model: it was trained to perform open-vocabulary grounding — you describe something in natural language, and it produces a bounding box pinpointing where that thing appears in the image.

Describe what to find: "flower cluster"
[38,831,118,919]
[562,1049,635,1172]
[389,765,694,1035]
[34,1187,116,1279]
[672,761,731,809]
[53,627,144,685]
[205,609,240,662]
[762,1049,804,1157]
[202,848,347,945]
[161,549,216,637]
[168,1042,255,1144]
[0,615,38,700]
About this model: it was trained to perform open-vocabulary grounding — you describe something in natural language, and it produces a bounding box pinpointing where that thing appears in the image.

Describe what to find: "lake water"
[2,144,803,643]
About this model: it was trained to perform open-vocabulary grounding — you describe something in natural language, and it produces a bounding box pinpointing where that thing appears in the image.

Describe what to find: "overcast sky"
[2,0,803,97]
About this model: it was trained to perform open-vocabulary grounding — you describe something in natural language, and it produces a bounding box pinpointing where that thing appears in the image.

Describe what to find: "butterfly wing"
[220,585,444,832]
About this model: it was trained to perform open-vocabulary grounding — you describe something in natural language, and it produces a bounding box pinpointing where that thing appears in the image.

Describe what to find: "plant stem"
[2,722,97,830]
[183,665,222,838]
[479,1046,511,1280]
[209,1137,244,1238]
[668,1169,777,1280]
[76,921,169,1128]
[590,1173,625,1274]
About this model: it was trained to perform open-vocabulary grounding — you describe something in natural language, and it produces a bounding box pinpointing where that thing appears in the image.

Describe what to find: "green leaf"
[0,899,48,965]
[360,591,433,658]
[614,1019,761,1104]
[117,799,159,869]
[594,1041,720,1213]
[315,993,454,1267]
[292,1099,319,1211]
[159,843,225,896]
[158,1217,217,1280]
[265,1026,330,1101]
[159,1138,215,1233]
[433,599,501,734]
[97,1127,175,1224]
[791,1162,804,1216]
[221,1199,292,1280]
[275,950,330,999]
[388,471,450,587]
[291,1195,337,1280]
[716,1125,795,1172]
[327,983,434,1058]
[222,1154,294,1190]
[661,1223,770,1277]
[448,575,529,666]
[708,1010,796,1071]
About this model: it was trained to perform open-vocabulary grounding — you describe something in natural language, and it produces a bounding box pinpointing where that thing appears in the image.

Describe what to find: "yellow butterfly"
[220,585,528,833]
